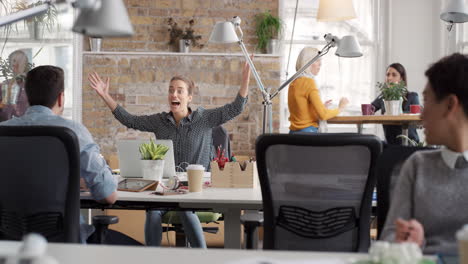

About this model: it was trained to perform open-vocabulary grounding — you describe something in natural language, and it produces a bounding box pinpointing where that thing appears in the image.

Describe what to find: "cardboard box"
[211,161,259,188]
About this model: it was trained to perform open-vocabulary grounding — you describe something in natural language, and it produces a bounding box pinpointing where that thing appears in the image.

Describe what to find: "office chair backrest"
[376,145,432,239]
[256,133,382,252]
[0,126,80,243]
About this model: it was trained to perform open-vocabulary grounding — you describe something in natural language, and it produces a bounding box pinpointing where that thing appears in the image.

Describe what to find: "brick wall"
[83,53,280,158]
[90,0,278,53]
[82,0,280,160]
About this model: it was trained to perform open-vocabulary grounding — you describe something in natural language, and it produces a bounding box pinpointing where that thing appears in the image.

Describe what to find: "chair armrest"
[240,211,264,227]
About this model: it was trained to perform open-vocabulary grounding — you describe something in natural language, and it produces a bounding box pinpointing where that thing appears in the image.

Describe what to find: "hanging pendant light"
[317,0,357,22]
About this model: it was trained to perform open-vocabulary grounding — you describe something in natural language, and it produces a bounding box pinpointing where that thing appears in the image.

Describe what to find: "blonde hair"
[9,50,29,75]
[295,47,320,74]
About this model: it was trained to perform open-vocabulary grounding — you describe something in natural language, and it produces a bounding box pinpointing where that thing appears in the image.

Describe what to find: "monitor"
[117,139,176,179]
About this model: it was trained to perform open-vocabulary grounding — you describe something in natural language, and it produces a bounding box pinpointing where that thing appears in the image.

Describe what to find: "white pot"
[26,21,44,40]
[89,37,102,52]
[384,99,402,116]
[266,39,279,54]
[179,39,191,53]
[141,160,164,183]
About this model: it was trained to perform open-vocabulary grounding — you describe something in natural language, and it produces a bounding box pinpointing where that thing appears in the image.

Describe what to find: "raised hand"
[87,71,117,111]
[242,56,252,85]
[88,72,110,98]
[239,55,252,98]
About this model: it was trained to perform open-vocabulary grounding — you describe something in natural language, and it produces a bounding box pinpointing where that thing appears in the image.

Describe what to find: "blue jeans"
[145,210,207,248]
[289,125,319,134]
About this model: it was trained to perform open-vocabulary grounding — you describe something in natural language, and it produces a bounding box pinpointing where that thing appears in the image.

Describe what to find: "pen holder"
[210,161,259,188]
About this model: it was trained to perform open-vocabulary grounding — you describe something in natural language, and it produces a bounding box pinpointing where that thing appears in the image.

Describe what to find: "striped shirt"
[113,94,247,170]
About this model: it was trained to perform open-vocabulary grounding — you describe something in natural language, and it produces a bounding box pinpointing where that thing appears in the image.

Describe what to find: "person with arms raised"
[89,60,251,248]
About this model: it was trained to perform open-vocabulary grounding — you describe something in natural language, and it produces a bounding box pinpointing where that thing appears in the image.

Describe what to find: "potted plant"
[14,1,58,40]
[376,81,408,115]
[167,18,204,53]
[255,11,282,54]
[139,140,169,183]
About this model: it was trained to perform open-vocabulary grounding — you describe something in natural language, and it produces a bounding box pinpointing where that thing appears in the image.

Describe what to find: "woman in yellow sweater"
[288,47,349,133]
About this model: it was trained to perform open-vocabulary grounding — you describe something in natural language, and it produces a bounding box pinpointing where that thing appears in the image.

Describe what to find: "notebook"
[117,139,176,179]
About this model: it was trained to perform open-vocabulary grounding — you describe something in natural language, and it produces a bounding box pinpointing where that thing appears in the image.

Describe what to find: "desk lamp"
[209,16,363,133]
[0,0,134,37]
[440,0,468,31]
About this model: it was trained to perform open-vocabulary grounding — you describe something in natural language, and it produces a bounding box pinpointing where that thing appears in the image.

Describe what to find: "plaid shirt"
[113,94,247,170]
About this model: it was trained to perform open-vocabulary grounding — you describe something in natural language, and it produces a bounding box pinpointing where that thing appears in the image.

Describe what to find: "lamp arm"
[0,2,51,27]
[238,40,270,100]
[270,40,334,100]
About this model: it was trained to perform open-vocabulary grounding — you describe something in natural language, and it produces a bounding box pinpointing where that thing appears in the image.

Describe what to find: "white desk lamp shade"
[209,21,239,43]
[335,35,362,58]
[72,0,134,37]
[317,0,357,22]
[440,0,468,23]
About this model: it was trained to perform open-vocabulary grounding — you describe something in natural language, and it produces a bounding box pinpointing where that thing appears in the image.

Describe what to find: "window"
[0,1,76,121]
[278,0,382,132]
[458,24,468,53]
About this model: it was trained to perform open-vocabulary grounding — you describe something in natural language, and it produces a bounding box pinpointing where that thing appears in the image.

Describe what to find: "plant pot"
[89,37,102,52]
[266,39,279,54]
[141,160,165,184]
[179,39,191,53]
[384,99,402,115]
[26,21,44,40]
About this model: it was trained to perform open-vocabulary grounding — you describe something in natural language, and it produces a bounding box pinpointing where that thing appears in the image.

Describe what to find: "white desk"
[81,187,263,249]
[0,240,367,264]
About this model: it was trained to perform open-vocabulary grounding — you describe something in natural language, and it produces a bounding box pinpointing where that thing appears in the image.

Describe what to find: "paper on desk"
[225,258,349,264]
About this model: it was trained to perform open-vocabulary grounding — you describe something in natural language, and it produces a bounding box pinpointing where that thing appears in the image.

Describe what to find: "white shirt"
[440,147,468,169]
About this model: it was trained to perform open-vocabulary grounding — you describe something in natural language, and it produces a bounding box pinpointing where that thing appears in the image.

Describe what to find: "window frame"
[278,0,385,133]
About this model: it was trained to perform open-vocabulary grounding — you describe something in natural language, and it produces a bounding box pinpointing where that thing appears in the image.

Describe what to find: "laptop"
[117,139,176,179]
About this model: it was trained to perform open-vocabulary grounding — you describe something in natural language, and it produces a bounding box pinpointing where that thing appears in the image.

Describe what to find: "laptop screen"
[116,139,176,179]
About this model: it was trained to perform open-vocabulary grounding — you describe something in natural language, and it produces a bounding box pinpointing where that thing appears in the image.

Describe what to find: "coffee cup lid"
[187,164,205,171]
[456,224,468,240]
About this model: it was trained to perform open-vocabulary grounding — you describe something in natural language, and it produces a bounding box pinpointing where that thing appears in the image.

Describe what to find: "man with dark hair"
[381,53,468,254]
[0,65,118,243]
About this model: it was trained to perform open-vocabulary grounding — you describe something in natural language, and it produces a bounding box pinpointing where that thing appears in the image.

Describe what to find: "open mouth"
[171,102,181,106]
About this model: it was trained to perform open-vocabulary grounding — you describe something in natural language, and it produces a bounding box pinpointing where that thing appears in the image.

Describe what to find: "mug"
[361,104,375,115]
[457,225,468,264]
[410,104,421,114]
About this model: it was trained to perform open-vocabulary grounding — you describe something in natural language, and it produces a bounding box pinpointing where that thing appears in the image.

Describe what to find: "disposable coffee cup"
[456,224,468,264]
[187,164,205,192]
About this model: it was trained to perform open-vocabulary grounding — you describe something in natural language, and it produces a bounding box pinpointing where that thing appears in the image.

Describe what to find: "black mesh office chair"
[256,133,382,252]
[376,145,432,239]
[0,126,81,242]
